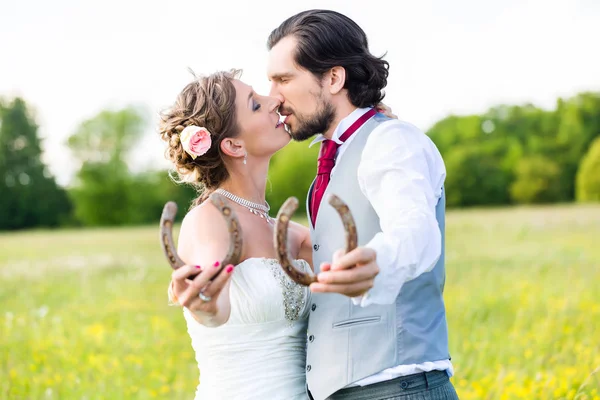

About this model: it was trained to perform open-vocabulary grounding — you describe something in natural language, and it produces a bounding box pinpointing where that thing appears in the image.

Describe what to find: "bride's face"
[232,79,290,158]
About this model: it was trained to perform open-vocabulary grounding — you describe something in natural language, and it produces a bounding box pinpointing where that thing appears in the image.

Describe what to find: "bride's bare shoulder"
[179,201,231,249]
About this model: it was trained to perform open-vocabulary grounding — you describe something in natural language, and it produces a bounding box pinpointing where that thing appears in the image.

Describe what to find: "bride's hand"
[376,102,398,119]
[171,262,235,326]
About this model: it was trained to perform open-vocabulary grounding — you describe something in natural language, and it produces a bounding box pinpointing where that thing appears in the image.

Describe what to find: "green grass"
[1,204,600,399]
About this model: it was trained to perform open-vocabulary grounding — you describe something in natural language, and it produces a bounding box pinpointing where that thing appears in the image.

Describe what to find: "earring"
[243,152,247,165]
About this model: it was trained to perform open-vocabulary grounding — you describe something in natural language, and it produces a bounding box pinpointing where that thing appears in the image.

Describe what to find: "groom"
[267,10,458,400]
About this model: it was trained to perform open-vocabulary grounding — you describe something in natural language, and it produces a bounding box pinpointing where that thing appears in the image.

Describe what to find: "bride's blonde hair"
[158,69,242,206]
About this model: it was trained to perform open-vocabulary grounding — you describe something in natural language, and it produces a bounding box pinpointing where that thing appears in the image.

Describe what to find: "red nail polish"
[214,261,220,267]
[195,265,202,269]
[226,266,233,273]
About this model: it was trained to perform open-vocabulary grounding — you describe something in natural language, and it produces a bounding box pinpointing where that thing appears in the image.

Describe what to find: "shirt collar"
[308,107,372,148]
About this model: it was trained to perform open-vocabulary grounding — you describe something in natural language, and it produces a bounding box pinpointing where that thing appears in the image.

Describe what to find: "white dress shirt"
[310,107,453,386]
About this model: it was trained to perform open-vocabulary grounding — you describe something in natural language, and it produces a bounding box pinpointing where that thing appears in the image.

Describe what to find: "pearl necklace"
[215,188,273,224]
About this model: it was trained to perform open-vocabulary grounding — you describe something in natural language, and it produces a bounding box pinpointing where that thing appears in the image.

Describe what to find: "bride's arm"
[290,221,313,271]
[171,201,236,327]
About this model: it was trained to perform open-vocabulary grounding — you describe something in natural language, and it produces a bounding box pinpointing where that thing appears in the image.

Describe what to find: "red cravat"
[310,108,377,226]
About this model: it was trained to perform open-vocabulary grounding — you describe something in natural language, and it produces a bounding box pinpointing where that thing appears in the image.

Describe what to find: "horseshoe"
[159,192,243,279]
[273,193,358,286]
[274,197,318,286]
[327,193,358,253]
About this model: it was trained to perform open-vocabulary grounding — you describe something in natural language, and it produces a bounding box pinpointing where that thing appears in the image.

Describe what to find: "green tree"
[427,114,483,157]
[427,93,600,206]
[510,156,562,204]
[126,170,197,224]
[67,106,147,226]
[68,106,147,164]
[443,143,511,207]
[68,161,131,226]
[576,136,600,202]
[0,97,71,230]
[266,140,319,215]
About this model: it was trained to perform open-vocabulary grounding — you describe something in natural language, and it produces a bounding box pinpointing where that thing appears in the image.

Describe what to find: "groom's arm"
[311,120,446,305]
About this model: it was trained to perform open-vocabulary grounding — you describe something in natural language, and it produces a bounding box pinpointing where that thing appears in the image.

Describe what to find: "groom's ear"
[326,66,347,95]
[220,138,245,159]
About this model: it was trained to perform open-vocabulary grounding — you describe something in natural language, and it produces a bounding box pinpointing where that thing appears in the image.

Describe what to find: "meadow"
[1,204,599,399]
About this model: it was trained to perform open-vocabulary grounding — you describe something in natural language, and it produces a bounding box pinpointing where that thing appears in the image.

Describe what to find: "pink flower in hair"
[180,126,212,159]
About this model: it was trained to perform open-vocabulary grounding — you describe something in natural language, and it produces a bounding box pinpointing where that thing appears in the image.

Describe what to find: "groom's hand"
[309,247,379,298]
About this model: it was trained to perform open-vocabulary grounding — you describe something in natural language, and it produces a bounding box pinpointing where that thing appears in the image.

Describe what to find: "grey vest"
[305,114,450,400]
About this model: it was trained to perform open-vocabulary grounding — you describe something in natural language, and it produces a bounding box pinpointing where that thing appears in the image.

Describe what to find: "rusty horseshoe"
[273,193,358,286]
[159,192,243,279]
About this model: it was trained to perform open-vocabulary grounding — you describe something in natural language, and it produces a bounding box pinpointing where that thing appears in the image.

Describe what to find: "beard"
[284,99,335,142]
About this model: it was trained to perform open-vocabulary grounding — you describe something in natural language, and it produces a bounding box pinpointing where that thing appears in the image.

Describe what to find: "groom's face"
[267,36,335,141]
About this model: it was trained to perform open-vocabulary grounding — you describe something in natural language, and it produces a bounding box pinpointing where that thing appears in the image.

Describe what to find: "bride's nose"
[266,96,281,113]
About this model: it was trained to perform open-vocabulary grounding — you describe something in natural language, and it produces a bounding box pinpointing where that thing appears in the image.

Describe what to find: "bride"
[158,69,314,399]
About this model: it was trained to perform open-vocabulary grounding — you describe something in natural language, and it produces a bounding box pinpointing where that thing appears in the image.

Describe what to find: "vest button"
[309,335,314,342]
[306,365,311,372]
[400,381,409,389]
[311,304,317,311]
[313,244,320,251]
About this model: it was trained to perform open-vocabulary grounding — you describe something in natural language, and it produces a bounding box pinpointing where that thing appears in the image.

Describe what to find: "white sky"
[1,0,599,186]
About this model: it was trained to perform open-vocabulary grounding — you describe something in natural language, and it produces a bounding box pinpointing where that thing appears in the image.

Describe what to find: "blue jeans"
[325,370,459,400]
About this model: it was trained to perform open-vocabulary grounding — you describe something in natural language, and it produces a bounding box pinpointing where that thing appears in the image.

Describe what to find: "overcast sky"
[1,0,599,185]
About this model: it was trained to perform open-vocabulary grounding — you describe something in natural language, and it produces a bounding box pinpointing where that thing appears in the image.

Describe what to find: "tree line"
[1,92,599,230]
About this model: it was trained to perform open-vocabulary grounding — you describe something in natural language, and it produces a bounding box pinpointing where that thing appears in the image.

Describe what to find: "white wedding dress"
[182,258,311,399]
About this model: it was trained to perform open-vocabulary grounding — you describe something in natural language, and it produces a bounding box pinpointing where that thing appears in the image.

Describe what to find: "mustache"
[278,106,294,115]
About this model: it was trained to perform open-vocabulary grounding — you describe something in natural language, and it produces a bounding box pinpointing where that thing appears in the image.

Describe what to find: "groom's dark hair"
[267,9,389,108]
